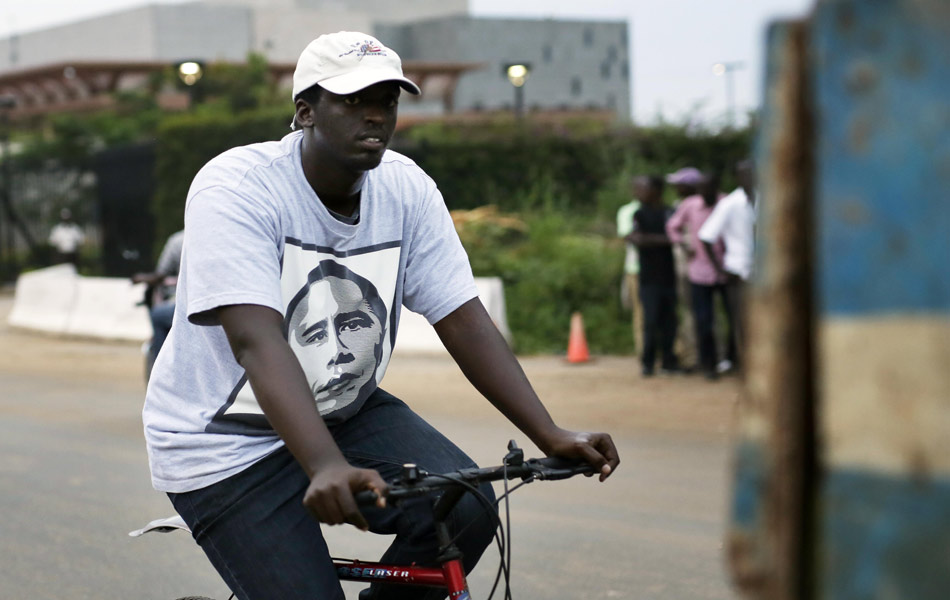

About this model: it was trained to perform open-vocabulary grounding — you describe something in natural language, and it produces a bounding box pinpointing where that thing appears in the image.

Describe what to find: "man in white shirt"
[48,208,85,268]
[698,160,756,369]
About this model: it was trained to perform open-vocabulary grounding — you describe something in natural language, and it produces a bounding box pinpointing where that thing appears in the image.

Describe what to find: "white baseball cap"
[292,31,421,100]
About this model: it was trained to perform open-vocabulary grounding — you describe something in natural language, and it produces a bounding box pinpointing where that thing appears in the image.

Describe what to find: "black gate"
[93,142,157,277]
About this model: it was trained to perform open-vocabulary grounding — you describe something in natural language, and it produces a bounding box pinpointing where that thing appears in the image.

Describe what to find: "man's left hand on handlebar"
[538,429,620,482]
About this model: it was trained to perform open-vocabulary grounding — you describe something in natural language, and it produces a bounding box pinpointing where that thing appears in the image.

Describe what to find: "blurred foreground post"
[728,1,950,599]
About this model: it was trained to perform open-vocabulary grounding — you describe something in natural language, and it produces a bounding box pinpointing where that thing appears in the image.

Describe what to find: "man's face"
[736,163,756,191]
[673,183,696,198]
[289,277,383,413]
[305,82,400,174]
[633,177,652,203]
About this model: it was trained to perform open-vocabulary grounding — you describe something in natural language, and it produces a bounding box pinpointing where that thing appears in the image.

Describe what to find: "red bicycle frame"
[334,556,470,599]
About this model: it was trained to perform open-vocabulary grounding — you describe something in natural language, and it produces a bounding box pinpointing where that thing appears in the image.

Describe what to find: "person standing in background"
[48,208,85,268]
[616,182,642,355]
[666,172,734,380]
[627,175,679,377]
[132,229,184,366]
[665,167,704,372]
[698,160,756,371]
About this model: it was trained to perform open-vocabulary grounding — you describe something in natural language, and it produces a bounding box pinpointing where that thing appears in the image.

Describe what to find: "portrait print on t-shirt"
[207,238,400,434]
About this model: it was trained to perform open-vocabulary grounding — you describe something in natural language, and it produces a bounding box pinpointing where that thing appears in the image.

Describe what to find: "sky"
[3,0,815,126]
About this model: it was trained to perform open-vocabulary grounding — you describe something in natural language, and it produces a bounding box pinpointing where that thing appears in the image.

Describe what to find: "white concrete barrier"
[7,264,80,334]
[64,276,152,341]
[8,264,151,341]
[9,268,510,352]
[394,277,511,354]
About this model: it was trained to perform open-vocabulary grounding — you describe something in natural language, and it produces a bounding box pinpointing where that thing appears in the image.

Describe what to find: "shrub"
[456,207,631,355]
[151,108,289,242]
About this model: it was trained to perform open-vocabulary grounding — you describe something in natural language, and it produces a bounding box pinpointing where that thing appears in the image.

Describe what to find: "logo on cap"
[341,41,388,60]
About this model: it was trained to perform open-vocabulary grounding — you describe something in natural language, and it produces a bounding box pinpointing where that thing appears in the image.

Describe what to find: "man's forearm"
[702,241,725,276]
[629,232,672,247]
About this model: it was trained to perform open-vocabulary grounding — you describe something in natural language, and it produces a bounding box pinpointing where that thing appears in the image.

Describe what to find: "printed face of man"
[289,276,384,413]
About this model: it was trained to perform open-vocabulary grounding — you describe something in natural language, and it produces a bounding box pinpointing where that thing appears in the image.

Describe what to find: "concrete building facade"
[377,16,630,118]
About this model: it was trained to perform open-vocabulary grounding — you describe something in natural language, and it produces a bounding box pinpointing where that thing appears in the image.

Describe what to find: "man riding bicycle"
[142,31,620,600]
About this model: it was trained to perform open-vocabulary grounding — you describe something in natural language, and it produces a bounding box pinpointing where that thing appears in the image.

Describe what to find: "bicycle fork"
[432,485,471,599]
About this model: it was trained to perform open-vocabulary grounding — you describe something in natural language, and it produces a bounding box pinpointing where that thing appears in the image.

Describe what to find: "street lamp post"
[504,63,531,118]
[713,61,745,128]
[0,95,16,270]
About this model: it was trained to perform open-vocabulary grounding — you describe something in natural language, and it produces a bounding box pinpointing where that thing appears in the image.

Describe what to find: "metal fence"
[0,141,157,281]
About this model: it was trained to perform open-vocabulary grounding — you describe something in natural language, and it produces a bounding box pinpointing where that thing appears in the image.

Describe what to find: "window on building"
[542,45,553,63]
[583,28,594,47]
[607,45,617,61]
[619,61,629,79]
[571,77,582,96]
[601,62,611,79]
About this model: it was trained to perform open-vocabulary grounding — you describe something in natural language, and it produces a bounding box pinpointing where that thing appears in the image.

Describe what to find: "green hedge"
[152,108,290,243]
[151,111,752,241]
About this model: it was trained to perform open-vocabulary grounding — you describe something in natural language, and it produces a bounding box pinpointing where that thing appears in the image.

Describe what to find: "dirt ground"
[0,293,741,438]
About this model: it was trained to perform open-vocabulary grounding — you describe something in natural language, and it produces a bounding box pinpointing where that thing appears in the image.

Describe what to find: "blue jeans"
[169,389,497,600]
[149,302,175,359]
[690,282,734,373]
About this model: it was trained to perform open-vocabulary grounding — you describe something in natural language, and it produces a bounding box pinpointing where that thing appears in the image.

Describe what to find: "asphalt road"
[0,296,739,600]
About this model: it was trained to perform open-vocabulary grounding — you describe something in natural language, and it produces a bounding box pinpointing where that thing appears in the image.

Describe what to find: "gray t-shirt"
[143,131,478,493]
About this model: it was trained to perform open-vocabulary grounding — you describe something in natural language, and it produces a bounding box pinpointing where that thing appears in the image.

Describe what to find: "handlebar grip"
[354,489,381,507]
[531,456,596,479]
[534,456,586,469]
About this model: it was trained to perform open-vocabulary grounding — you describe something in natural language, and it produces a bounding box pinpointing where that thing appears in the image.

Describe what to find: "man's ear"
[294,99,315,128]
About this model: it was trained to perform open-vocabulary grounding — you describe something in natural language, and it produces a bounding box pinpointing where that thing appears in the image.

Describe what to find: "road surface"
[0,295,740,599]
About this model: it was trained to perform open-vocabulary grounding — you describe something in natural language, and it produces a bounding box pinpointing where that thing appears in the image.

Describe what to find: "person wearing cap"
[142,31,619,600]
[665,167,704,372]
[665,172,735,380]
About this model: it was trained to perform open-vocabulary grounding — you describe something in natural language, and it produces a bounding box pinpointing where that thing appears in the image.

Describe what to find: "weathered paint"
[822,469,950,599]
[821,316,950,476]
[731,1,950,599]
[728,19,815,599]
[812,1,950,598]
[813,0,950,316]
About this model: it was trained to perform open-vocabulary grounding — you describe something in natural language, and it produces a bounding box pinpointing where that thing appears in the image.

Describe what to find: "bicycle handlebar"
[354,452,594,507]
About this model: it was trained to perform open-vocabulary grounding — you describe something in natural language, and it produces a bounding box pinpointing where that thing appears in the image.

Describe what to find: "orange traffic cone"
[566,311,590,364]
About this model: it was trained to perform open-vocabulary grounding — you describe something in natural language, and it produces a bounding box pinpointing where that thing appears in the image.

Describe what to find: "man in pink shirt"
[666,172,735,380]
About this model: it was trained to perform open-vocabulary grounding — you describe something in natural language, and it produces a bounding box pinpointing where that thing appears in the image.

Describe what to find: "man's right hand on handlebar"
[537,428,620,483]
[303,460,388,531]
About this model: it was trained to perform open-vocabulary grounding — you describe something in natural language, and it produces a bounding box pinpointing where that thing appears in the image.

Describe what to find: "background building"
[377,16,630,118]
[0,0,630,121]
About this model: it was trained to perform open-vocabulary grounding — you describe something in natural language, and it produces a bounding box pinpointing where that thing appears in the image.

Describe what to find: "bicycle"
[130,440,594,600]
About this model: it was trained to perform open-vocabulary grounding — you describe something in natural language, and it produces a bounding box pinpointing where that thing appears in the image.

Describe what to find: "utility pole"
[713,61,745,128]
